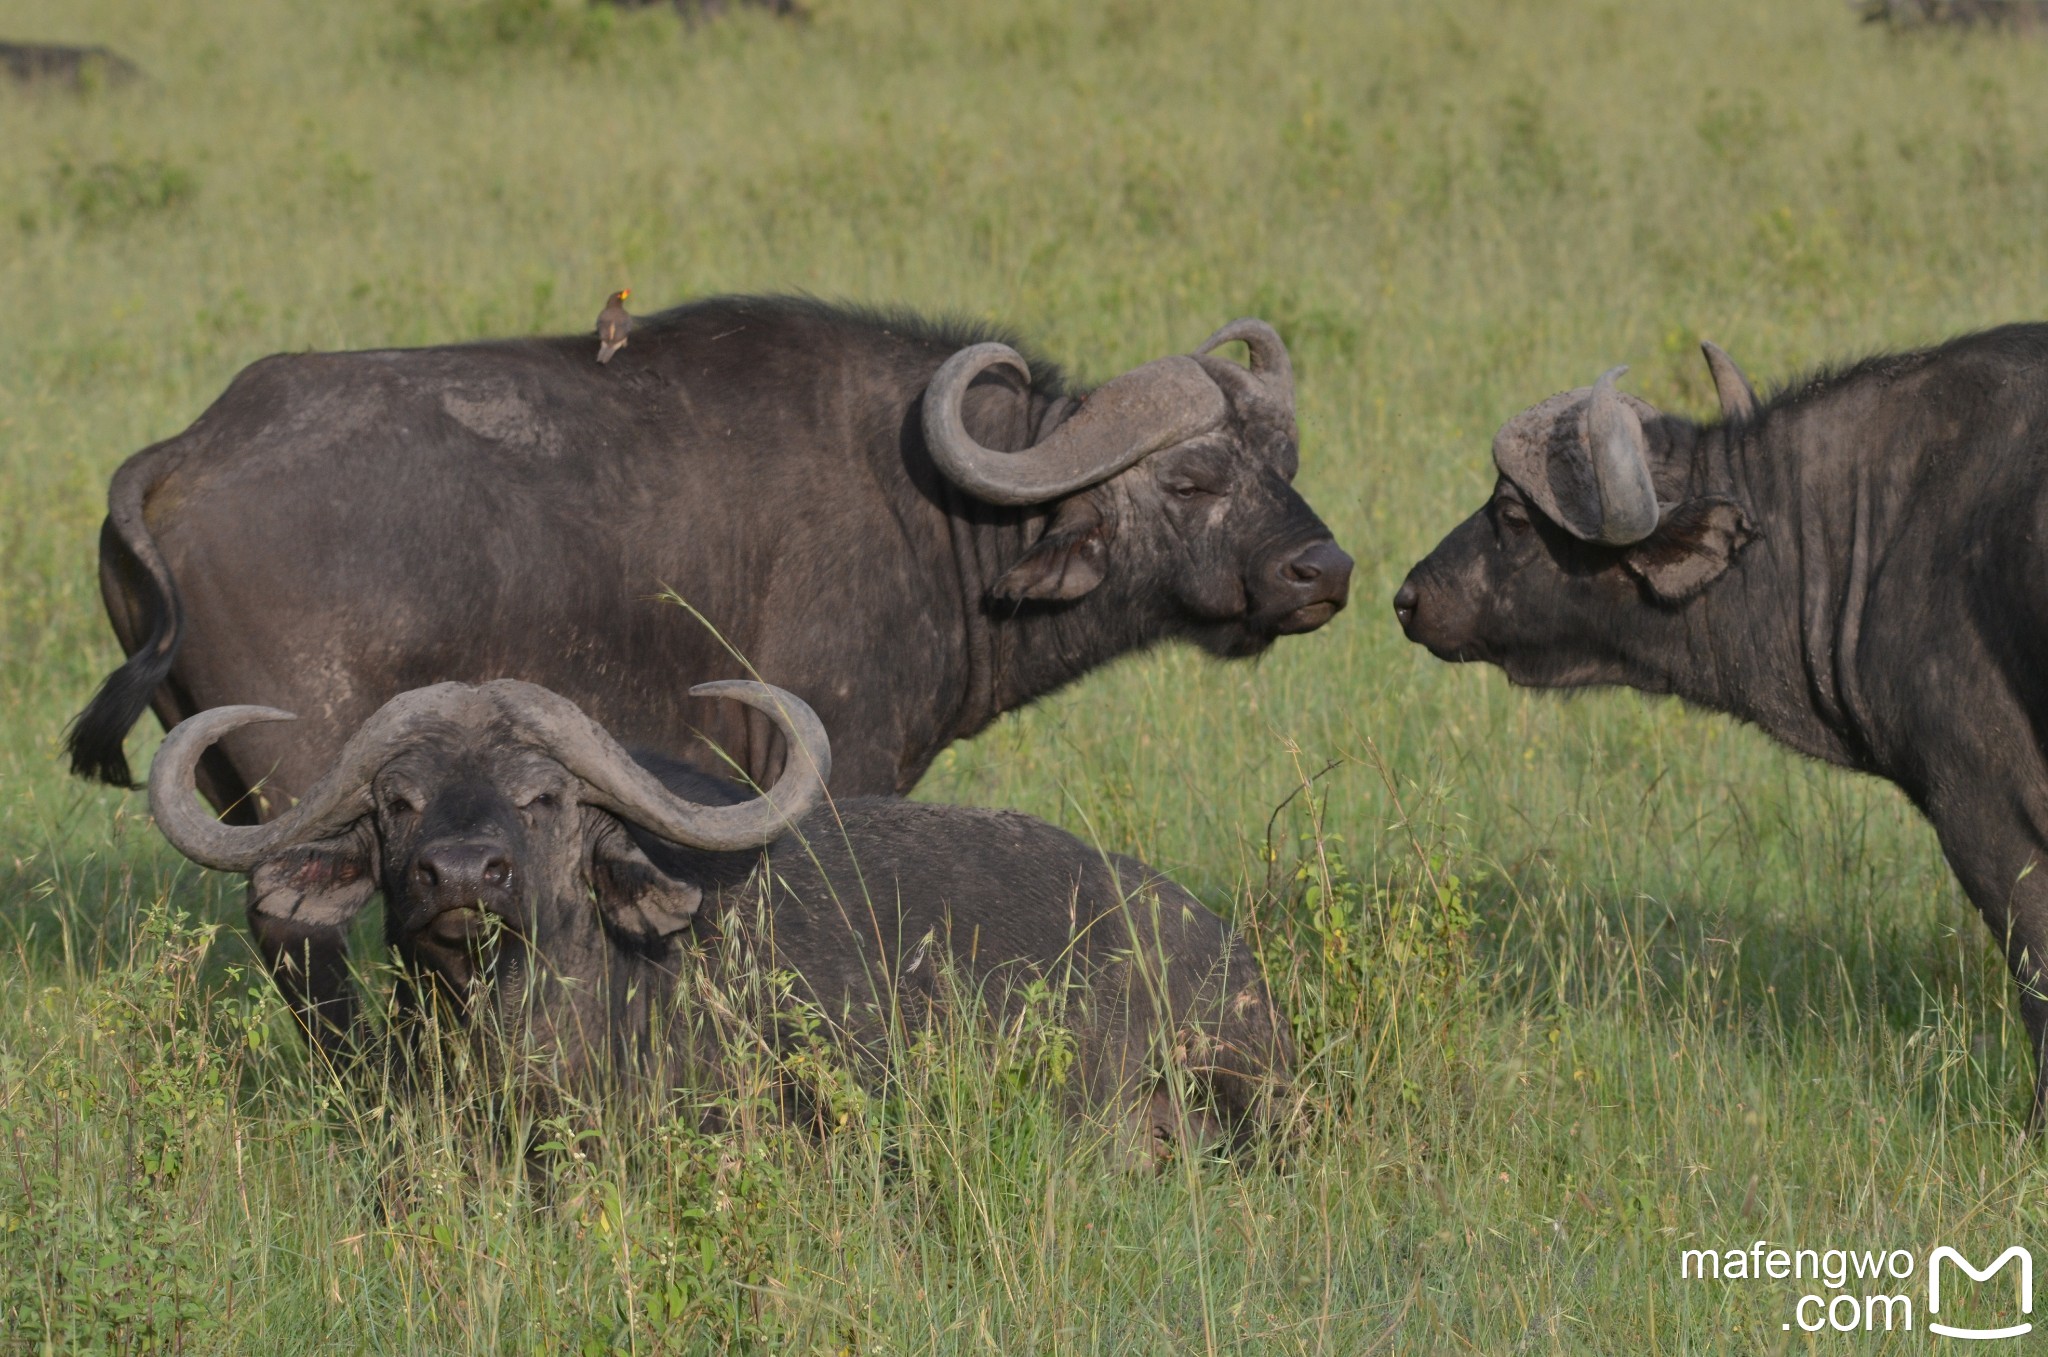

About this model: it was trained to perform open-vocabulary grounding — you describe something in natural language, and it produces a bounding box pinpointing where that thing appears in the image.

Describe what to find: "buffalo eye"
[516,790,559,814]
[1495,499,1532,532]
[383,794,418,819]
[1163,476,1221,501]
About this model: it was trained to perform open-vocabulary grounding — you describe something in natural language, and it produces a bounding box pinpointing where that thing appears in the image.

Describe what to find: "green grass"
[5,0,2048,1350]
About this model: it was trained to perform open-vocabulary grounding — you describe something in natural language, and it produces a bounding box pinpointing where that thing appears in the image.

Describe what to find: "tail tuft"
[66,651,172,787]
[67,485,185,788]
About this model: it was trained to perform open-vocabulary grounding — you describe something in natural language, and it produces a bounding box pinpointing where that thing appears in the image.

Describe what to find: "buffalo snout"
[1392,557,1484,662]
[1393,504,1499,661]
[1391,578,1419,633]
[409,837,516,936]
[1265,538,1353,633]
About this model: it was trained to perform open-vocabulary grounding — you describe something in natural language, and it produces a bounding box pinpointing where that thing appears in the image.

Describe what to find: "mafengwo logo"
[1678,1242,2033,1338]
[1928,1248,2032,1341]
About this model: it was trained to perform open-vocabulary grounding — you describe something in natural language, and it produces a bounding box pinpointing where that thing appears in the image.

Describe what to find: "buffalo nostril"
[1281,540,1355,595]
[415,842,511,897]
[1393,581,1419,628]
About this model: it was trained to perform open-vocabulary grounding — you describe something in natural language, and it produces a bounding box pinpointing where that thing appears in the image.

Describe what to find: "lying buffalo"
[70,296,1350,812]
[1396,326,2048,1125]
[0,42,141,88]
[147,680,1294,1155]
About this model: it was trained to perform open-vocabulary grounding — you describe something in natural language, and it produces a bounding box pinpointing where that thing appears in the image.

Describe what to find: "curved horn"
[486,679,830,852]
[1700,340,1758,422]
[1196,317,1295,421]
[147,684,475,871]
[1585,367,1661,546]
[922,343,1230,506]
[149,706,302,870]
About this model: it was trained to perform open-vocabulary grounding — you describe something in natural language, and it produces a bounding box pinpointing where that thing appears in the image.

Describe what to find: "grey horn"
[923,342,1231,506]
[1196,318,1295,423]
[1584,367,1662,546]
[1700,340,1758,422]
[148,682,475,871]
[486,679,830,851]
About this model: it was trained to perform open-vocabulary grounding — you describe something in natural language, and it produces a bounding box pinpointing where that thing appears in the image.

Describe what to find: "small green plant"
[1696,87,1770,164]
[1264,832,1475,1031]
[44,155,198,230]
[993,974,1078,1099]
[1494,92,1565,197]
[1251,745,1482,1118]
[0,902,253,1353]
[537,1121,790,1354]
[394,0,621,68]
[1280,85,1358,194]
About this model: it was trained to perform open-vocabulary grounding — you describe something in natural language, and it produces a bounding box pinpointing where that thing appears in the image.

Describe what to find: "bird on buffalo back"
[596,289,632,364]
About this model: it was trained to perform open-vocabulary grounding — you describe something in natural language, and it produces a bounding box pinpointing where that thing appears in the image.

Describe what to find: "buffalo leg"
[1922,789,2048,1131]
[249,913,363,1066]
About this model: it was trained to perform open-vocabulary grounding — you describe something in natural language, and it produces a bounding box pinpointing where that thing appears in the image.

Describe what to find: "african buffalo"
[70,296,1350,812]
[0,42,140,88]
[1395,326,2048,1125]
[146,681,1294,1157]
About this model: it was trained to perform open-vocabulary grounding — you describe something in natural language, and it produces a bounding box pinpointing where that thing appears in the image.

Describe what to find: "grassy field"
[5,0,2048,1350]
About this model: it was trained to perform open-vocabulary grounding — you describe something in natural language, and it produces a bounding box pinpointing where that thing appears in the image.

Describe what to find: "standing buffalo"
[1395,326,2048,1125]
[70,295,1350,813]
[146,681,1294,1158]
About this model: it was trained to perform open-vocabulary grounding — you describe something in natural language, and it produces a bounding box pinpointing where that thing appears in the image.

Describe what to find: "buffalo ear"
[592,828,703,942]
[1623,496,1757,603]
[248,827,379,930]
[993,495,1111,603]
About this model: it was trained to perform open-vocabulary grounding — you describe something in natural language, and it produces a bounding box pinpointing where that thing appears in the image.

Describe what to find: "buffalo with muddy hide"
[71,296,1350,805]
[147,680,1295,1159]
[1396,326,2048,1127]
